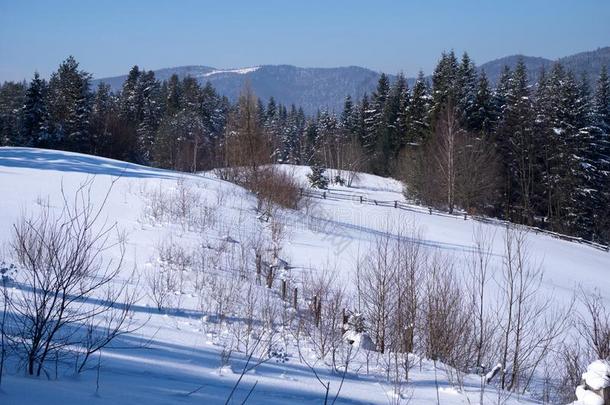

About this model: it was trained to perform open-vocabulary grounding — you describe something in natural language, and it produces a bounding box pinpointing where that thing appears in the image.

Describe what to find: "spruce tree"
[0,81,27,146]
[431,50,459,124]
[456,52,478,128]
[340,95,354,133]
[21,72,49,146]
[591,66,610,241]
[89,83,114,156]
[496,59,535,224]
[137,71,162,163]
[119,65,142,124]
[47,56,92,152]
[405,71,430,145]
[165,74,182,116]
[469,71,494,134]
[594,65,610,133]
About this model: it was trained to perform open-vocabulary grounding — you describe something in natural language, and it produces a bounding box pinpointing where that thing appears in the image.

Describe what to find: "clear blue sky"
[1,0,609,82]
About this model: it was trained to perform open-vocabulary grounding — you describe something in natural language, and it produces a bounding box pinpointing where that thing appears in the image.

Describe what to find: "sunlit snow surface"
[0,147,608,404]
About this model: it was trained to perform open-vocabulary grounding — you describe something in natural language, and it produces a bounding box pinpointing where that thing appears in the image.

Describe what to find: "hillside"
[0,148,608,404]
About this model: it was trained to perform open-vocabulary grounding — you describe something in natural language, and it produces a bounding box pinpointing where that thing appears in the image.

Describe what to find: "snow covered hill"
[0,147,608,404]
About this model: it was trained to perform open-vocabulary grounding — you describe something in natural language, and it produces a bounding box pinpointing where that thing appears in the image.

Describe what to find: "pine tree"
[367,73,392,173]
[594,65,610,133]
[303,120,318,164]
[456,52,478,128]
[493,66,512,123]
[89,83,115,156]
[165,74,182,116]
[368,74,390,157]
[386,73,409,159]
[136,71,162,163]
[0,81,26,146]
[119,65,142,124]
[590,66,610,241]
[405,71,430,145]
[354,93,375,161]
[21,72,49,146]
[431,50,459,124]
[47,56,92,152]
[469,71,494,134]
[340,95,355,133]
[496,59,535,224]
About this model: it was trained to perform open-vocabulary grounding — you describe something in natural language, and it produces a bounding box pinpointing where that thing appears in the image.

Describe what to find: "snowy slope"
[0,148,607,404]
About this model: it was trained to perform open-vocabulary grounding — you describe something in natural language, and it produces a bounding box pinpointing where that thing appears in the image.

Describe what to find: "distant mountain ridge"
[477,47,610,84]
[92,47,610,114]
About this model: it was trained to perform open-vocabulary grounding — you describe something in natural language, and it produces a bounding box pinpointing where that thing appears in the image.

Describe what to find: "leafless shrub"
[5,180,134,376]
[141,178,218,233]
[577,287,610,360]
[356,222,425,363]
[301,268,347,367]
[243,166,303,213]
[423,253,475,388]
[76,283,139,373]
[146,262,178,312]
[156,238,193,294]
[554,341,587,404]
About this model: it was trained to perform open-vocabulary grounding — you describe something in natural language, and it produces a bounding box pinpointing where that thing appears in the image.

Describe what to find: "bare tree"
[496,228,571,393]
[431,101,461,214]
[223,83,271,175]
[467,226,496,368]
[357,234,398,354]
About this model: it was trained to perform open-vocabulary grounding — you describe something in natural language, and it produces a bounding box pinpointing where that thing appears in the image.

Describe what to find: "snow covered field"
[0,147,608,404]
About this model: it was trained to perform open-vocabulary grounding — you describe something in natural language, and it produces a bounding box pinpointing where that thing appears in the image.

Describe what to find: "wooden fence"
[299,187,610,252]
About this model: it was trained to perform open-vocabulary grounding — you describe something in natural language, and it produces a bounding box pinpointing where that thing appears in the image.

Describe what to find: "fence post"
[255,254,261,285]
[359,196,363,204]
[281,279,287,300]
[266,266,273,288]
[394,200,397,208]
[323,192,326,199]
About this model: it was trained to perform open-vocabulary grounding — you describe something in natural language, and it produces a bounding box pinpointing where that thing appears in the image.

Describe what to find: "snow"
[582,360,610,391]
[201,67,260,77]
[575,385,605,405]
[0,147,608,404]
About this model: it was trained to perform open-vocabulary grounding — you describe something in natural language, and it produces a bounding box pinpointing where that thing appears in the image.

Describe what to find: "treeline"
[1,53,609,242]
[320,53,610,244]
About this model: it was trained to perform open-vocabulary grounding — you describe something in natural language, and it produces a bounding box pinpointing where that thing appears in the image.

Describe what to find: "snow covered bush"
[573,360,610,405]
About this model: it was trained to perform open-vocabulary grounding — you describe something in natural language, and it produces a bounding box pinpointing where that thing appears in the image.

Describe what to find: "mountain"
[478,46,610,84]
[92,47,610,114]
[93,65,385,114]
[478,55,553,84]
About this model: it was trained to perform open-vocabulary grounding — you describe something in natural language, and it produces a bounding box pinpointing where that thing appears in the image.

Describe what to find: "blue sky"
[1,0,609,81]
